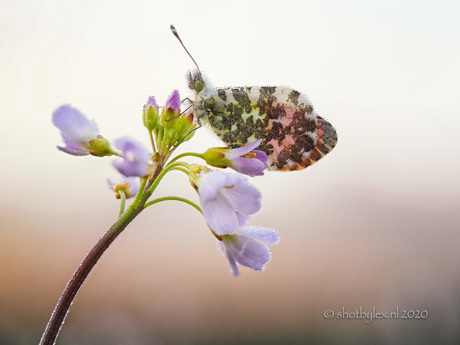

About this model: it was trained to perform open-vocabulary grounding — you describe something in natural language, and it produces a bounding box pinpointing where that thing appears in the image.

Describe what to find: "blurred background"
[1,0,459,344]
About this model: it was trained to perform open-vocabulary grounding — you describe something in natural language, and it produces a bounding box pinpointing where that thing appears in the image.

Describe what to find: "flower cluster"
[53,90,278,275]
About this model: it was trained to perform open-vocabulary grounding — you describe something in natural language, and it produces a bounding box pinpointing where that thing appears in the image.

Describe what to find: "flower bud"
[88,135,115,157]
[143,96,159,131]
[159,90,196,148]
[202,140,267,176]
[161,90,181,126]
[202,147,228,168]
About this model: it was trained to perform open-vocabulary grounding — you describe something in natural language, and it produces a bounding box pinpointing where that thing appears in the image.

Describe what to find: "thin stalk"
[39,165,162,345]
[118,190,126,217]
[166,151,203,166]
[148,130,157,154]
[144,196,202,213]
[146,161,188,194]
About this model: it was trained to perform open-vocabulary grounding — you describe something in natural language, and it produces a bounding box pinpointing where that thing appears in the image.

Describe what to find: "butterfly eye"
[194,79,204,92]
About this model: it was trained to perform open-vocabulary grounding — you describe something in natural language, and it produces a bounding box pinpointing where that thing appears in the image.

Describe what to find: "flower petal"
[52,105,100,156]
[232,239,271,271]
[144,96,159,109]
[52,105,98,141]
[236,212,251,228]
[238,226,279,245]
[254,150,269,164]
[165,89,181,112]
[223,179,261,215]
[198,171,277,276]
[230,156,267,176]
[201,190,239,235]
[219,229,275,275]
[198,170,232,203]
[112,137,150,177]
[226,139,262,160]
[57,133,90,155]
[218,241,240,276]
[198,170,262,234]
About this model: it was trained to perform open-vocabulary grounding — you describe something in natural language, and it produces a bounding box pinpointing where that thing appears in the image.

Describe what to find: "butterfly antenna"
[170,25,201,73]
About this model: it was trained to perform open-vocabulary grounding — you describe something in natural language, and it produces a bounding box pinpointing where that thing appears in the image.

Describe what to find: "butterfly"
[171,25,337,171]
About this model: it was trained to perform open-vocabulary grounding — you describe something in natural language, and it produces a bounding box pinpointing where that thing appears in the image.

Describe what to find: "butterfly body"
[187,70,337,171]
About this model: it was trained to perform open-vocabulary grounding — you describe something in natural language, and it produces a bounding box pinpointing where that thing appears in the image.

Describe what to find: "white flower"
[198,170,261,235]
[218,226,279,276]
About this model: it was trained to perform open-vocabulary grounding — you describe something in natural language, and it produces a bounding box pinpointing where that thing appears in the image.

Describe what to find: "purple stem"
[40,168,160,345]
[39,206,141,345]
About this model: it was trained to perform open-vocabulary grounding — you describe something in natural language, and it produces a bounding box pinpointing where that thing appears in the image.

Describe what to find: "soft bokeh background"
[1,0,459,344]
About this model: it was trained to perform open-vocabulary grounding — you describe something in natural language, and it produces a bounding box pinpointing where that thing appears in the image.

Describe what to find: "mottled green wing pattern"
[196,85,337,171]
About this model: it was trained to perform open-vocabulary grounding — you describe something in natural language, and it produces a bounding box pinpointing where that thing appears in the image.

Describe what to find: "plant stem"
[39,166,161,345]
[118,190,126,217]
[166,151,203,166]
[39,205,139,345]
[144,196,202,213]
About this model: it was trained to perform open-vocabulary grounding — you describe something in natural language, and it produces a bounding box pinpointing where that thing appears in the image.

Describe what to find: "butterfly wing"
[197,86,337,171]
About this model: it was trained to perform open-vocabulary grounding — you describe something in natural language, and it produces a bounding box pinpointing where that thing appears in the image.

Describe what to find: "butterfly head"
[187,69,205,94]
